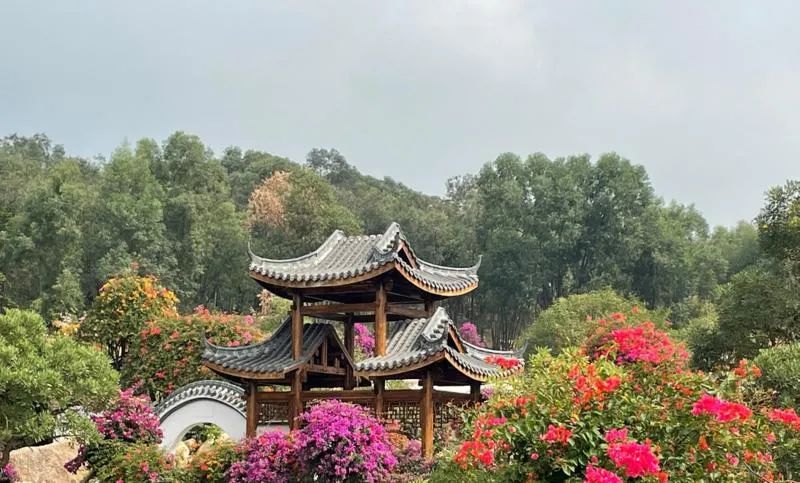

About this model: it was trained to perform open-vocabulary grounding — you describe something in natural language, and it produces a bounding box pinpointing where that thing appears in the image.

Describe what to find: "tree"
[248,168,362,257]
[79,272,178,370]
[0,309,119,466]
[711,266,800,365]
[757,180,800,270]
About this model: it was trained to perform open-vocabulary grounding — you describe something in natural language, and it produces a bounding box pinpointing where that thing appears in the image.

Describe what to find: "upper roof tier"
[249,222,480,300]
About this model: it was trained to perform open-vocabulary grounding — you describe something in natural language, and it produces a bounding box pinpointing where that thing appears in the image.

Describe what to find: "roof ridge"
[249,230,346,266]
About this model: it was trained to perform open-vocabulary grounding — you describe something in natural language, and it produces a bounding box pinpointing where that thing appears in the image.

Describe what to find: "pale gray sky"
[2,1,799,226]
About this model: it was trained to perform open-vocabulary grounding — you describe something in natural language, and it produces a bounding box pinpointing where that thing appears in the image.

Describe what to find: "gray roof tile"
[356,307,523,380]
[249,222,480,293]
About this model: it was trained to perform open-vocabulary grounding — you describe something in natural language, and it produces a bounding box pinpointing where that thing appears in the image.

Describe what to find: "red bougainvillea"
[440,309,800,482]
[485,355,522,370]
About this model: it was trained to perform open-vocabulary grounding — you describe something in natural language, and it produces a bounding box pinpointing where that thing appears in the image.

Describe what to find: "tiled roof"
[249,222,480,294]
[154,380,245,419]
[202,317,345,377]
[355,307,523,381]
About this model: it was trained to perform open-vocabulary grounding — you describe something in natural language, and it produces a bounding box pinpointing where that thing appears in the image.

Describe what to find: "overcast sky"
[2,1,799,227]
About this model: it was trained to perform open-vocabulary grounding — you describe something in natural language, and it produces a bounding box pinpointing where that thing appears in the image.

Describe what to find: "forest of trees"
[2,131,799,362]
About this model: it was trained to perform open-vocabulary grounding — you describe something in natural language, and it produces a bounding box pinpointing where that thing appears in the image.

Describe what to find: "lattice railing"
[257,401,290,424]
[383,400,421,439]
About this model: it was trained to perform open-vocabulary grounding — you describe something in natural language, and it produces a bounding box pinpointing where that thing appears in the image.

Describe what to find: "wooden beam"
[246,381,258,437]
[307,364,346,375]
[421,370,434,458]
[386,304,429,320]
[290,370,303,430]
[374,378,385,419]
[300,302,377,316]
[292,293,303,359]
[344,313,355,390]
[375,282,388,356]
[321,337,328,367]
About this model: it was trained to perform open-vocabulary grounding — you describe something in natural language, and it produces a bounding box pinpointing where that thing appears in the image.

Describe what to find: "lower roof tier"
[201,308,524,385]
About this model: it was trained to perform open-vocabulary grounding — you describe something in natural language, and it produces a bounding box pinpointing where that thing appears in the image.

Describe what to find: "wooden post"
[290,370,303,430]
[424,299,435,316]
[292,293,303,359]
[246,381,258,437]
[470,381,482,403]
[374,378,385,419]
[421,370,434,458]
[344,313,355,390]
[375,282,387,356]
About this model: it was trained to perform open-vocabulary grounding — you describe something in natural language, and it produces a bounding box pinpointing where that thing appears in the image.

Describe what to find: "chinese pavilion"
[202,222,523,457]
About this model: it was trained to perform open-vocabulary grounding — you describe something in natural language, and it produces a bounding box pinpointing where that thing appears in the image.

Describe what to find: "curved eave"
[250,261,478,297]
[355,350,521,382]
[202,359,300,381]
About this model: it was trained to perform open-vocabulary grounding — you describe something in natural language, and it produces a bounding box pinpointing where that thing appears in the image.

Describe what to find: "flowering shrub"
[79,271,178,369]
[295,400,397,482]
[122,306,264,399]
[459,322,485,347]
[435,310,800,482]
[385,421,430,482]
[92,443,179,483]
[227,431,297,483]
[184,438,239,482]
[228,400,396,482]
[354,323,375,356]
[93,387,163,443]
[66,387,163,474]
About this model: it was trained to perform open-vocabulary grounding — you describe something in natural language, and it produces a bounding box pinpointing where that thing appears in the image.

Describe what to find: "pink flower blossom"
[585,465,623,483]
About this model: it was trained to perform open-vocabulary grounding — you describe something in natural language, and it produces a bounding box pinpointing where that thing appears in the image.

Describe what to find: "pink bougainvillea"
[91,387,163,443]
[691,393,752,423]
[584,465,622,483]
[295,400,397,482]
[226,431,297,483]
[459,322,485,347]
[1,463,19,482]
[606,440,660,478]
[354,323,375,356]
[485,355,522,370]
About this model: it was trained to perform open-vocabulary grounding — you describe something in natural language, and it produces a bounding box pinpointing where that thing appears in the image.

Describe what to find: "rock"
[173,440,191,468]
[9,439,90,483]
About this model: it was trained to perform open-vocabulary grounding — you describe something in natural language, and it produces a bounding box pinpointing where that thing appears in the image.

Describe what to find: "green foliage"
[520,288,664,354]
[757,180,800,270]
[712,266,800,365]
[755,342,800,407]
[0,309,118,465]
[122,308,263,400]
[79,272,178,370]
[93,443,183,482]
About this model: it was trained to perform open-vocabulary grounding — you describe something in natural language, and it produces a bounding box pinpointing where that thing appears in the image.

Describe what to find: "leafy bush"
[93,443,181,483]
[122,305,264,399]
[435,310,800,482]
[183,438,239,483]
[79,271,178,369]
[0,309,118,467]
[520,289,665,354]
[755,342,800,407]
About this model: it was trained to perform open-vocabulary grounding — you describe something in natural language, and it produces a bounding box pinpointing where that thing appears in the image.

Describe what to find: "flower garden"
[3,271,800,482]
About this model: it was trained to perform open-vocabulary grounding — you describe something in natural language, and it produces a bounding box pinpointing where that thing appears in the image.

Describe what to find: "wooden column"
[470,381,482,403]
[290,370,303,430]
[292,293,303,359]
[421,370,434,458]
[375,282,387,356]
[246,381,258,437]
[344,313,355,390]
[424,299,435,316]
[374,377,385,419]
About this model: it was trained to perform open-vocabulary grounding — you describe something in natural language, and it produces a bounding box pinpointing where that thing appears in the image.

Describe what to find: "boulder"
[9,439,90,483]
